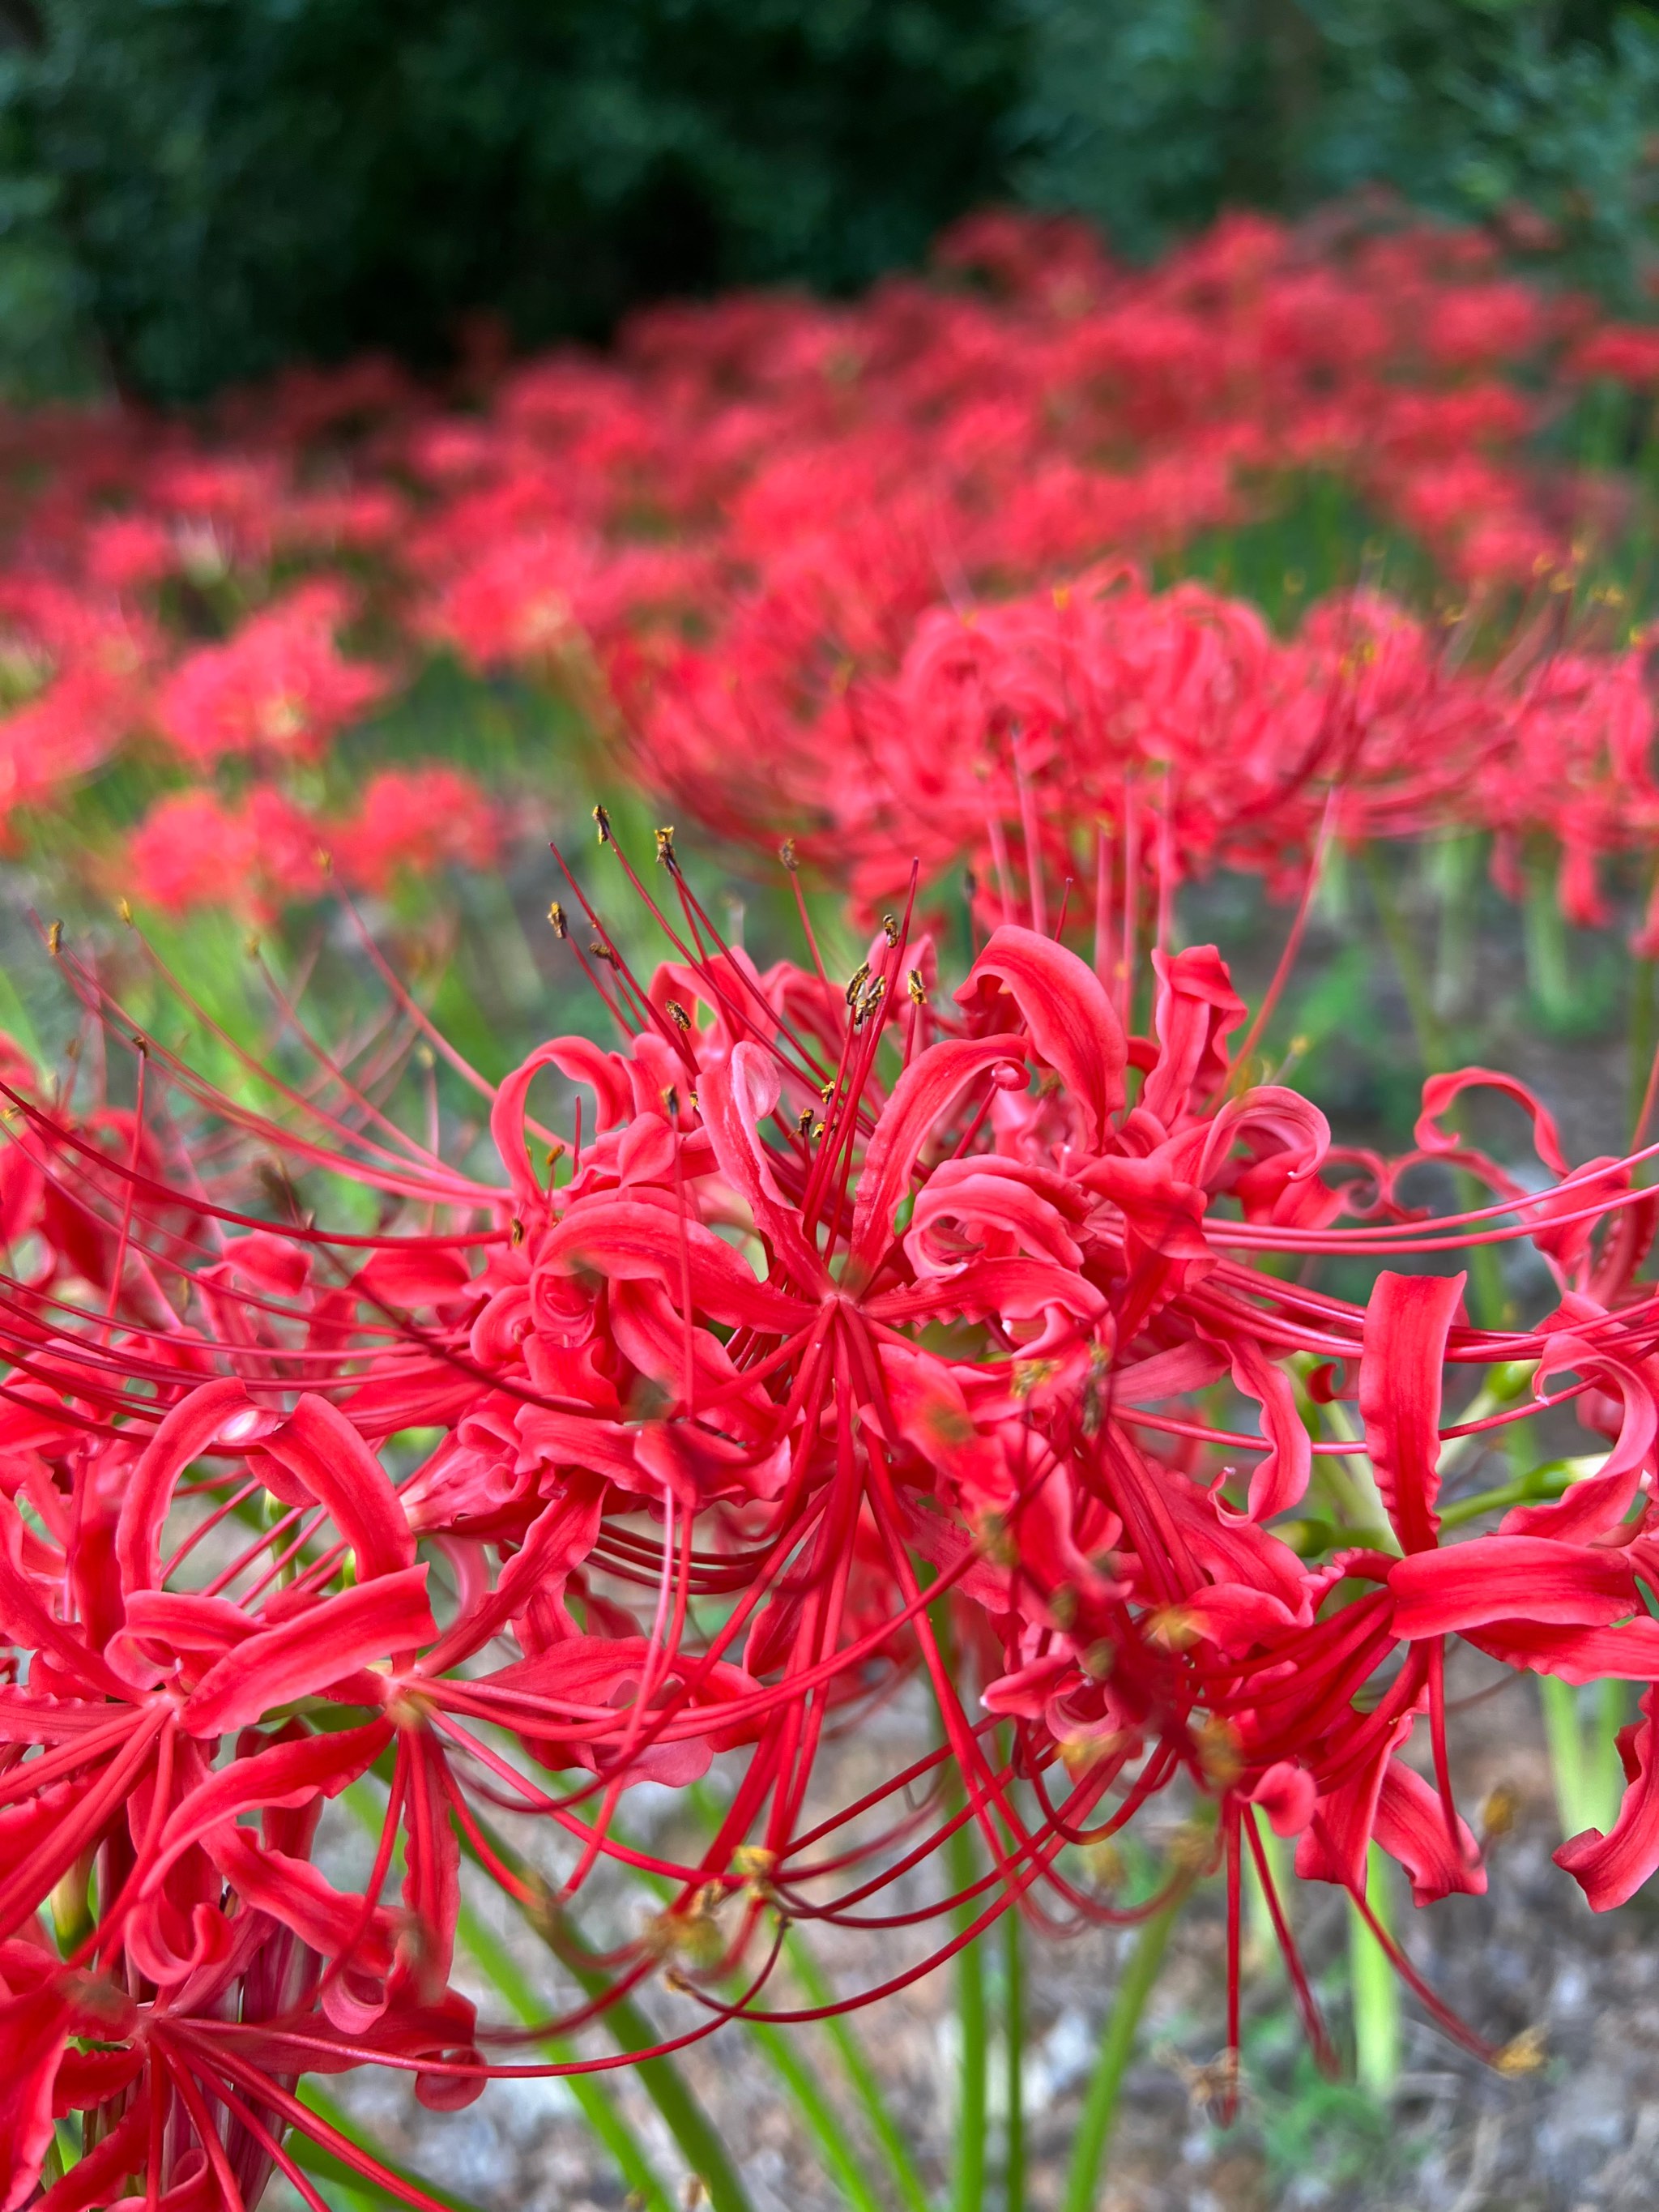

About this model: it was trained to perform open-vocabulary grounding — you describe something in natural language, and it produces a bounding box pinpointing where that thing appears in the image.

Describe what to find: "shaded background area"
[5,1,1659,401]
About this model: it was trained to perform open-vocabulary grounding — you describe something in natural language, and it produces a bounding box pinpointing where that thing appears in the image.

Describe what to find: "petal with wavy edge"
[956,925,1124,1147]
[1359,1269,1465,1553]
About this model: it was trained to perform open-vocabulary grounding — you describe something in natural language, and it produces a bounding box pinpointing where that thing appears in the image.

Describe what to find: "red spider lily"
[126,787,331,922]
[650,566,1519,928]
[125,765,501,919]
[8,197,1658,938]
[154,584,390,770]
[5,813,1659,2199]
[0,581,155,849]
[326,767,501,896]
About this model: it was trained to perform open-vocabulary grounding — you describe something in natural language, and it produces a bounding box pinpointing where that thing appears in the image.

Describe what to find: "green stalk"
[1539,1676,1627,1840]
[1429,832,1482,1022]
[1630,951,1657,1138]
[1003,1907,1025,2212]
[948,1812,987,2212]
[1362,848,1445,1068]
[1590,1681,1630,1834]
[292,2086,489,2212]
[1060,1896,1181,2212]
[678,1782,929,2212]
[342,1784,750,2212]
[1348,1847,1400,2101]
[740,2019,892,2212]
[506,1890,756,2212]
[1362,848,1505,1327]
[926,1595,988,2212]
[454,1897,672,2212]
[782,1931,934,2212]
[1521,847,1575,1035]
[1436,1460,1575,1530]
[1244,1822,1287,1979]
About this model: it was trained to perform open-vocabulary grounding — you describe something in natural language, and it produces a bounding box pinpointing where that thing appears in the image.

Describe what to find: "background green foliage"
[0,0,1024,399]
[6,0,1659,402]
[1014,0,1659,291]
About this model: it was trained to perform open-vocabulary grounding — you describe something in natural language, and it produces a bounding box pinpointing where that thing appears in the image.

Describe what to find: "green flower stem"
[1539,1676,1628,1841]
[1434,1359,1537,1480]
[1436,1461,1576,1530]
[454,1896,673,2212]
[1630,950,1657,1138]
[928,1598,988,2212]
[1060,1894,1182,2212]
[781,1930,934,2212]
[683,1781,933,2212]
[1521,850,1576,1033]
[343,1783,748,2212]
[1428,831,1483,1023]
[1003,1905,1025,2212]
[1348,1847,1400,2101]
[292,2086,489,2211]
[1362,848,1505,1326]
[519,1890,757,2212]
[948,1808,988,2212]
[1304,1388,1396,1552]
[740,2018,893,2212]
[1244,1821,1287,1977]
[606,1778,915,2212]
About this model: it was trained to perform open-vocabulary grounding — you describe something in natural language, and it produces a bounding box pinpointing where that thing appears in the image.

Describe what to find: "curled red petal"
[844,1034,1028,1273]
[146,1716,394,1893]
[1415,1067,1568,1178]
[259,1392,416,1581]
[115,1375,253,1598]
[1359,1268,1465,1553]
[181,1569,434,1736]
[1557,1687,1659,1909]
[1390,1537,1638,1638]
[956,925,1125,1148]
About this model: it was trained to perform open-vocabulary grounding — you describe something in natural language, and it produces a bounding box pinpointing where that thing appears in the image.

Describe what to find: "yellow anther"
[1480,1784,1519,1843]
[548,901,568,937]
[1495,2026,1547,2076]
[1081,1838,1124,1888]
[1146,1605,1201,1651]
[1196,1716,1243,1788]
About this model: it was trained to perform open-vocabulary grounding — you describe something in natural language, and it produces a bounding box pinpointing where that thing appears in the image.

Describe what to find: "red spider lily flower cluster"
[152,584,390,771]
[640,570,1516,927]
[4,822,1659,2206]
[633,558,1659,951]
[126,767,502,924]
[2,206,1658,933]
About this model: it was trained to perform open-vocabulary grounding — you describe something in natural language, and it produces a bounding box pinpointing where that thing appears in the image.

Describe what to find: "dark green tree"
[0,0,1024,399]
